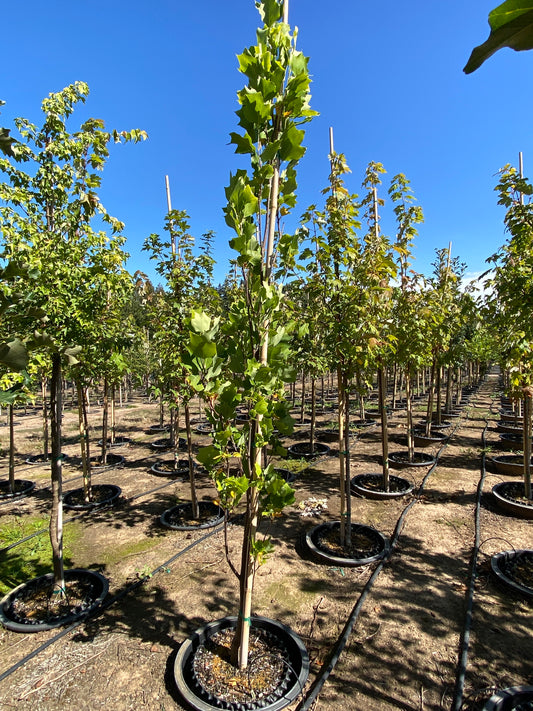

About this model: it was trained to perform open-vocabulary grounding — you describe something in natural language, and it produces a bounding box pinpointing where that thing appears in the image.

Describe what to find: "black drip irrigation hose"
[0,522,224,685]
[295,399,469,711]
[450,384,494,711]
[0,385,484,701]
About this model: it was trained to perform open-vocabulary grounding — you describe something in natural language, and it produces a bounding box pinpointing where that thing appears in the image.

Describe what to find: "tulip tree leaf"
[464,1,533,73]
[0,339,28,371]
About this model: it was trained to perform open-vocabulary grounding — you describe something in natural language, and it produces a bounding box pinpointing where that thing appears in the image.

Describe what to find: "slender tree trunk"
[101,378,108,466]
[523,389,532,501]
[173,403,181,468]
[234,150,281,671]
[159,386,164,428]
[445,366,453,414]
[50,352,65,593]
[343,374,352,544]
[185,401,199,518]
[337,364,348,546]
[110,384,116,445]
[378,364,390,492]
[8,404,15,494]
[41,376,49,459]
[77,381,92,503]
[406,369,415,462]
[392,362,398,410]
[425,360,436,437]
[299,371,306,424]
[435,366,442,426]
[310,377,316,453]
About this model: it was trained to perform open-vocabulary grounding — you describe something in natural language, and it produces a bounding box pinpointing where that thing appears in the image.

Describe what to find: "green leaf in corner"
[0,339,28,371]
[464,1,533,73]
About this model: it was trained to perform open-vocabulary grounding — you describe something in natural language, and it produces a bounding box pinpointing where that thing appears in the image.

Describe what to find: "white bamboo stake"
[165,175,176,257]
[519,151,524,206]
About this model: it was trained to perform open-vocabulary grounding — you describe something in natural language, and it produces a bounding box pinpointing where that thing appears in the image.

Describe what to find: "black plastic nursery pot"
[274,468,296,483]
[412,430,448,448]
[150,459,191,477]
[350,473,414,499]
[25,452,68,465]
[151,437,186,451]
[0,479,35,502]
[0,568,108,632]
[497,434,529,452]
[489,455,533,477]
[496,422,523,436]
[63,484,122,510]
[287,441,330,459]
[305,521,389,566]
[499,411,524,426]
[173,615,309,711]
[195,423,214,435]
[388,451,436,469]
[482,686,533,711]
[148,424,170,433]
[491,549,533,598]
[97,436,131,448]
[491,482,533,519]
[90,453,125,471]
[160,501,224,531]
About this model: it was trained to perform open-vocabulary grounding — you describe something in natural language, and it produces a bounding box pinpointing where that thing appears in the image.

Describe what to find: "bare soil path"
[0,373,531,710]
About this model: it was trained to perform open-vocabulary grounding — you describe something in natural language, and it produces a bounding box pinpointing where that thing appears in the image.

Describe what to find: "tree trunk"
[523,390,532,501]
[185,401,199,519]
[405,369,415,462]
[110,384,116,445]
[342,374,352,543]
[77,381,92,503]
[299,371,306,424]
[378,364,390,492]
[41,376,49,459]
[435,366,442,426]
[310,377,316,453]
[8,404,15,494]
[50,352,65,593]
[425,361,436,437]
[337,365,349,546]
[101,378,109,465]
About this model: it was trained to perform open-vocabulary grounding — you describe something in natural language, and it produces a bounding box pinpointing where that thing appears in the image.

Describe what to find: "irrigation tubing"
[0,384,481,700]
[450,385,494,711]
[0,521,224,685]
[295,400,469,711]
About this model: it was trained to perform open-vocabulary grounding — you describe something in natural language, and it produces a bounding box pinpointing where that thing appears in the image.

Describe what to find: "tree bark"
[50,352,65,593]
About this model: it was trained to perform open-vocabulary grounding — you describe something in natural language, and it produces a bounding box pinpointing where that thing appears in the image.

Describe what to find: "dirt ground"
[0,371,531,711]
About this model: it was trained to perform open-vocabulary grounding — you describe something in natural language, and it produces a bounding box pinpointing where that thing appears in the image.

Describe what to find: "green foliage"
[464,0,533,73]
[0,82,146,374]
[486,164,533,389]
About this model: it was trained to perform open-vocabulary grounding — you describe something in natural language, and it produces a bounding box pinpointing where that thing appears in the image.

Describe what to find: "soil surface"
[0,372,532,710]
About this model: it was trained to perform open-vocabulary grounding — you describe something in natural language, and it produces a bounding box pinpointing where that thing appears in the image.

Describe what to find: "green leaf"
[0,382,25,405]
[464,2,533,73]
[196,445,220,469]
[256,0,282,26]
[190,310,212,334]
[189,332,217,359]
[0,339,28,371]
[230,132,255,155]
[279,125,306,162]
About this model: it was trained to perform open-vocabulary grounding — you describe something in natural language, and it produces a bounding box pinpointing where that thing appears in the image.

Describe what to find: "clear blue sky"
[2,0,532,288]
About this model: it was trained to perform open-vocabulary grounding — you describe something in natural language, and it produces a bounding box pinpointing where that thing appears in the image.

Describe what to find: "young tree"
[186,0,317,670]
[486,164,533,500]
[0,81,146,593]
